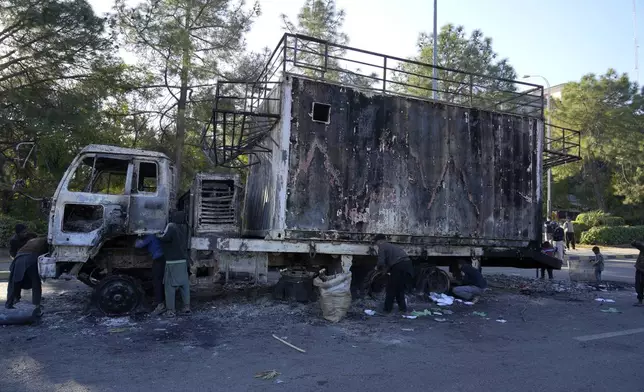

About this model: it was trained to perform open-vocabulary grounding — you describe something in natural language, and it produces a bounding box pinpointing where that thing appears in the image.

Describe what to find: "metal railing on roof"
[252,33,545,119]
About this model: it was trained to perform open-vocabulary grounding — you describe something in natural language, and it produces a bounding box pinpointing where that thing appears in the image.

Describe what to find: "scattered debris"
[441,310,454,315]
[272,334,306,353]
[600,307,621,313]
[401,328,414,332]
[255,370,280,380]
[402,315,417,319]
[486,274,628,300]
[472,311,487,317]
[275,379,284,384]
[594,298,615,303]
[496,319,507,323]
[429,292,454,306]
[100,317,133,328]
[434,318,447,322]
[108,328,130,333]
[463,301,474,306]
[411,309,432,317]
[364,309,376,316]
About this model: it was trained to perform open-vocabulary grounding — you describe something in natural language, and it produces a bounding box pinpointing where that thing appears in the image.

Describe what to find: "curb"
[567,254,638,261]
[0,270,8,281]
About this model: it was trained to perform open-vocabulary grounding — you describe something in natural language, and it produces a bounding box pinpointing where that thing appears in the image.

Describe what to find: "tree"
[115,0,260,189]
[551,70,644,210]
[0,0,132,215]
[281,0,376,89]
[395,24,519,108]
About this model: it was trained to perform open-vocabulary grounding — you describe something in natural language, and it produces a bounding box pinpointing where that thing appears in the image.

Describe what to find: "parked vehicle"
[37,34,581,314]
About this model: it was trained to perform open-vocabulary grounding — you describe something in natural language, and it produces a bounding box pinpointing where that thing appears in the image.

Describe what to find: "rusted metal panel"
[192,173,241,235]
[280,76,539,248]
[79,144,170,160]
[241,76,542,248]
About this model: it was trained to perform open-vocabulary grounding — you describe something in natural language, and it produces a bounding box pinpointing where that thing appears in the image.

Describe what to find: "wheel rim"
[95,278,141,315]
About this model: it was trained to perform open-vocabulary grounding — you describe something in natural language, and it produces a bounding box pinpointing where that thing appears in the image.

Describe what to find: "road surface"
[1,276,643,392]
[486,257,637,284]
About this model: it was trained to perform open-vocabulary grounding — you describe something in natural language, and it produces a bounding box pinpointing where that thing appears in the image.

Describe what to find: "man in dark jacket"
[135,234,166,315]
[7,224,37,305]
[374,234,414,313]
[157,211,190,317]
[452,260,487,303]
[632,241,644,306]
[5,237,48,312]
[9,224,37,259]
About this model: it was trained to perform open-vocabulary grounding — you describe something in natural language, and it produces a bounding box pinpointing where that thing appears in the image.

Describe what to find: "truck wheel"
[362,269,388,297]
[92,275,144,316]
[417,267,451,295]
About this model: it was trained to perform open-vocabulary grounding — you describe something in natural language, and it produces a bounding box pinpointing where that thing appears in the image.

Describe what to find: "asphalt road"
[486,258,637,284]
[1,277,644,392]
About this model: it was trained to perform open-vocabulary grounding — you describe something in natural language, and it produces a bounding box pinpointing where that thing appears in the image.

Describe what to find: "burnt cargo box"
[243,75,543,249]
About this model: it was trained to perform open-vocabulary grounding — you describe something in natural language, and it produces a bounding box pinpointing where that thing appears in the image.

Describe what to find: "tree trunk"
[174,7,192,193]
[586,155,607,211]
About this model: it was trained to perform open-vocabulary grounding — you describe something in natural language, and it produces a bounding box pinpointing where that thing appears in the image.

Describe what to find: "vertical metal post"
[469,74,473,107]
[524,75,552,220]
[432,0,438,100]
[323,43,328,79]
[383,57,387,92]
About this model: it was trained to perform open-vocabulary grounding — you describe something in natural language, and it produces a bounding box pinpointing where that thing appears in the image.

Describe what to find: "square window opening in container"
[311,102,331,124]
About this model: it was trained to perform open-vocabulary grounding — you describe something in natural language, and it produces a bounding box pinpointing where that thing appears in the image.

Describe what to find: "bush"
[0,215,48,248]
[572,221,589,236]
[580,225,644,246]
[575,210,625,227]
[575,211,607,227]
[602,216,626,226]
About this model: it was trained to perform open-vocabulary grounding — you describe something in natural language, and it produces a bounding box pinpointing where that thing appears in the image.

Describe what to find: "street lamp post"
[523,75,552,221]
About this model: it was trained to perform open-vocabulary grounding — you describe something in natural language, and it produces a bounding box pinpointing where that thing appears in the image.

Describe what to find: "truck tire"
[416,266,450,295]
[92,275,144,316]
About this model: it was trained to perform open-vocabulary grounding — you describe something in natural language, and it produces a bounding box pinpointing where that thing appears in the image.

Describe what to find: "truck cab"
[47,145,175,276]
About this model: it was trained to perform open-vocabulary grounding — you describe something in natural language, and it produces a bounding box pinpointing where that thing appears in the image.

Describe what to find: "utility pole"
[634,0,640,83]
[432,0,438,100]
[523,75,552,220]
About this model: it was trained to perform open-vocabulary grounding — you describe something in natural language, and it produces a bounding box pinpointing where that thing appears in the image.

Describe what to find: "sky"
[89,0,643,88]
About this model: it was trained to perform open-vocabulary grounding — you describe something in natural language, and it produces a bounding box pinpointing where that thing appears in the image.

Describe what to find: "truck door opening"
[63,156,130,233]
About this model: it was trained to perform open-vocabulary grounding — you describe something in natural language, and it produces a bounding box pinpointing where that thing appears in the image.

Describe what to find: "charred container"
[244,76,542,249]
[202,34,582,268]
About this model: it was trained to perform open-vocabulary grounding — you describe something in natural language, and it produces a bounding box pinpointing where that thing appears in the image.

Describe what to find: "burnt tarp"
[283,77,540,248]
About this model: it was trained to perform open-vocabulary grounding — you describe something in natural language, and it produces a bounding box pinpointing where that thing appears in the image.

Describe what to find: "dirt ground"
[1,275,644,392]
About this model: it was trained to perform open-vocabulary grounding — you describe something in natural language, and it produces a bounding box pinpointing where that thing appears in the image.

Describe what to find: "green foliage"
[281,0,376,88]
[551,70,644,210]
[116,0,261,189]
[394,24,517,105]
[0,0,138,216]
[572,221,589,236]
[575,210,625,227]
[580,226,644,246]
[0,215,47,248]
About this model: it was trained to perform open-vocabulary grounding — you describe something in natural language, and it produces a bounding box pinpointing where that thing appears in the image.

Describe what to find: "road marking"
[574,328,644,342]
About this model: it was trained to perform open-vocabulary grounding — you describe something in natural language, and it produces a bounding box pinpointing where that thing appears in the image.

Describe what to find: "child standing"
[591,246,605,284]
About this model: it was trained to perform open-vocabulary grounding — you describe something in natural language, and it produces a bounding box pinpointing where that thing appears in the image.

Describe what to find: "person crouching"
[452,259,487,304]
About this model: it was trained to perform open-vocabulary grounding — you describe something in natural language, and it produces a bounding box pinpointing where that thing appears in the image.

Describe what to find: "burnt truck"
[38,34,581,314]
